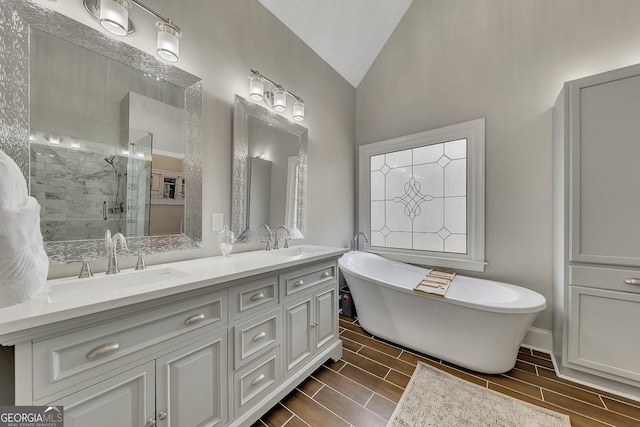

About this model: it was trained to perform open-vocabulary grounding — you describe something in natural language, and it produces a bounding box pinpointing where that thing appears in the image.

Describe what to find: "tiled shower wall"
[30,139,125,241]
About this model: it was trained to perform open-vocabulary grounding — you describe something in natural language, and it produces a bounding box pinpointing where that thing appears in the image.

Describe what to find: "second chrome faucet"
[105,230,128,274]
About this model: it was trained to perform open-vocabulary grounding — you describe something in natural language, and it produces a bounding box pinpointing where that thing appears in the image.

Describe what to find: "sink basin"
[267,246,325,259]
[47,267,191,302]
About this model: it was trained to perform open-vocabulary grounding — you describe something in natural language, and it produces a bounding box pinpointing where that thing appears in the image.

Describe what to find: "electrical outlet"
[211,213,224,231]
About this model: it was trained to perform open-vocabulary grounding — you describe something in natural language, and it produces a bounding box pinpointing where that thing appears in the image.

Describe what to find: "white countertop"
[0,245,347,340]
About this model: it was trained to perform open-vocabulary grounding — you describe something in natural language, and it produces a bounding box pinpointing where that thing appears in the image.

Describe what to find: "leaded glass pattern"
[370,139,467,253]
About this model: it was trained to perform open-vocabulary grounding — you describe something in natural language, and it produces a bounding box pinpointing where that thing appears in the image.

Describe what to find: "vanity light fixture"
[83,0,182,62]
[249,69,305,121]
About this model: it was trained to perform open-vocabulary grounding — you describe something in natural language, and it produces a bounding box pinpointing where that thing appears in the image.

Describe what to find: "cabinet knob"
[86,342,119,360]
[624,278,640,286]
[250,293,265,301]
[293,280,304,287]
[321,271,330,278]
[184,313,205,325]
[158,412,167,421]
[252,374,266,386]
[311,322,318,328]
[145,419,156,427]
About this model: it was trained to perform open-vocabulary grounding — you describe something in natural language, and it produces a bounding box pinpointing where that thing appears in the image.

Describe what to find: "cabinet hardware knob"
[86,342,120,360]
[252,374,266,386]
[293,280,304,287]
[250,293,265,301]
[252,332,267,342]
[321,272,330,278]
[184,313,205,325]
[145,419,156,427]
[158,412,167,421]
[624,278,640,285]
[311,322,318,328]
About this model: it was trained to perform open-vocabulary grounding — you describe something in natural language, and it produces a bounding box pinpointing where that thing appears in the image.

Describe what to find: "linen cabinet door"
[569,71,640,266]
[567,286,640,382]
[284,295,314,375]
[47,362,155,427]
[314,285,338,351]
[155,331,228,427]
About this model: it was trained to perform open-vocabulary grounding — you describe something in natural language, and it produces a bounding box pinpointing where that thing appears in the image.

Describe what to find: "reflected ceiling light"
[248,69,305,121]
[83,0,182,62]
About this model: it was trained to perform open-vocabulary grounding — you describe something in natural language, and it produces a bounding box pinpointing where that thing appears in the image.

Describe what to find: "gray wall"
[356,0,640,330]
[43,0,356,278]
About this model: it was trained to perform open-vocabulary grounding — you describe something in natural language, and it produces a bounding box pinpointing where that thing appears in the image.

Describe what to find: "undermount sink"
[47,267,191,302]
[267,246,325,258]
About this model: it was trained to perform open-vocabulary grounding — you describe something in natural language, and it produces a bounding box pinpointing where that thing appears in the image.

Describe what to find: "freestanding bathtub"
[339,251,546,374]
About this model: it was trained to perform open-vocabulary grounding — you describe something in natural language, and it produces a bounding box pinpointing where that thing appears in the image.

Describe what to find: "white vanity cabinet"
[553,64,640,396]
[0,247,345,427]
[49,330,227,427]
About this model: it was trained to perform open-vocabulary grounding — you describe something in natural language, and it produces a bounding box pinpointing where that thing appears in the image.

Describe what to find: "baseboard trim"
[521,327,553,353]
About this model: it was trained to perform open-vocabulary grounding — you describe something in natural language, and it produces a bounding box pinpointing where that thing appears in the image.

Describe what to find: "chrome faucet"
[274,226,290,249]
[106,232,128,274]
[260,224,273,251]
[351,232,369,251]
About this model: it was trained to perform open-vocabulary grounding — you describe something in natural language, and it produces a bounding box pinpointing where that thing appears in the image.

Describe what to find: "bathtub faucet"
[351,232,369,251]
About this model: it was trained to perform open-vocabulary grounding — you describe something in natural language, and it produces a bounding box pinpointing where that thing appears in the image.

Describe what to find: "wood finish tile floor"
[252,315,640,427]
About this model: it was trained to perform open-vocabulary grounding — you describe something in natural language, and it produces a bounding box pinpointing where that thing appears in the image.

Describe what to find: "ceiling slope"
[258,0,414,88]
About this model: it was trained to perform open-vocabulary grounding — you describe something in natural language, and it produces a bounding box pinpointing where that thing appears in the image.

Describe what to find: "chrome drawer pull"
[86,342,120,360]
[251,374,265,386]
[145,418,156,427]
[311,322,318,328]
[624,278,640,285]
[252,331,267,342]
[321,271,330,278]
[158,412,167,421]
[184,313,205,325]
[293,280,304,287]
[250,293,265,301]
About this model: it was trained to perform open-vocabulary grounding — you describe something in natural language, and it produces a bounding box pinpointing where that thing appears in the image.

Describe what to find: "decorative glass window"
[359,119,485,272]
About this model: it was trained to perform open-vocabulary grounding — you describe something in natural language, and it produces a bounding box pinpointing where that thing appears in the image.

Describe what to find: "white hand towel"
[0,149,49,309]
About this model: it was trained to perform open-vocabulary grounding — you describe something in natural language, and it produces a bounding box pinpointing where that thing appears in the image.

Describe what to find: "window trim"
[358,118,486,272]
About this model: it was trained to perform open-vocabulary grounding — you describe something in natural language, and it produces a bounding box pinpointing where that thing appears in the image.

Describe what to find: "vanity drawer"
[33,289,227,400]
[232,276,279,319]
[233,348,280,417]
[233,308,280,369]
[570,265,640,294]
[282,262,336,297]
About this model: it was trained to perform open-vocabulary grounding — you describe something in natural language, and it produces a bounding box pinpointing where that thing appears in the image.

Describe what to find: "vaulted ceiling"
[258,0,414,88]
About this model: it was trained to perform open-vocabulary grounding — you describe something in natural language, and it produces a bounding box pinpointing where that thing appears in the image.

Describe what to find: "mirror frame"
[232,95,308,243]
[0,0,203,263]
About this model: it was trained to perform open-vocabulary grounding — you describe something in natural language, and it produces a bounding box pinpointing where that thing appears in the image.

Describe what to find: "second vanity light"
[83,0,182,62]
[249,69,305,121]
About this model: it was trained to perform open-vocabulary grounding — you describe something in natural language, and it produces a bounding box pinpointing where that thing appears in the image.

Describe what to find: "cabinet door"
[567,286,640,382]
[155,331,227,427]
[48,362,154,427]
[569,70,640,266]
[284,296,314,374]
[315,286,338,351]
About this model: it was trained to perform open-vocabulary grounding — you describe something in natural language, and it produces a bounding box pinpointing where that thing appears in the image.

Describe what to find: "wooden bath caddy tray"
[414,269,456,297]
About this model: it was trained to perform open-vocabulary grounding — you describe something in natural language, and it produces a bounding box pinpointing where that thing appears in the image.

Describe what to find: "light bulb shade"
[293,100,305,121]
[156,21,182,62]
[249,75,264,102]
[273,88,286,113]
[99,0,131,36]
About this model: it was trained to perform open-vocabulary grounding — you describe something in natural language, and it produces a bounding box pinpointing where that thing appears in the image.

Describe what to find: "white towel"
[0,149,49,309]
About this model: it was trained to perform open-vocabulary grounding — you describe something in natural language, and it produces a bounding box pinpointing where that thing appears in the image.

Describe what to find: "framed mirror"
[232,95,308,243]
[0,0,203,263]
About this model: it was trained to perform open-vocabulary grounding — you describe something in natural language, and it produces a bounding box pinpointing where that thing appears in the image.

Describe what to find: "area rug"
[387,362,571,427]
